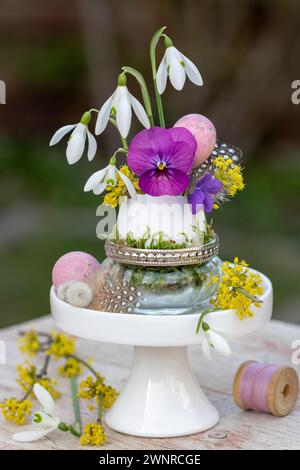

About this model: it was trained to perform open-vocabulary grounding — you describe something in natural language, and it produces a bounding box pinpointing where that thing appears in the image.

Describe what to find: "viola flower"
[84,162,137,198]
[127,127,196,196]
[156,37,203,94]
[50,111,97,165]
[188,174,222,214]
[95,73,150,139]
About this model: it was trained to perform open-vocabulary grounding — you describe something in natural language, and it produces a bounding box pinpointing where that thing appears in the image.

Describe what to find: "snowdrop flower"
[201,323,231,360]
[156,36,203,94]
[95,73,150,139]
[50,111,97,165]
[84,159,137,198]
[13,384,60,442]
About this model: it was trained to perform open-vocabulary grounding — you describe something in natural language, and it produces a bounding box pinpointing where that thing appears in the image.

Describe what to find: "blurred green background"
[0,0,300,327]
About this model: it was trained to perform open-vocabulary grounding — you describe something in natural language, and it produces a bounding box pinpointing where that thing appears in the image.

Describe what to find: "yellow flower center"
[157,162,166,171]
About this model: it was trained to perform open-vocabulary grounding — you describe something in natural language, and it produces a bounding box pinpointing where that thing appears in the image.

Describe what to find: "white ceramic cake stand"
[50,269,272,438]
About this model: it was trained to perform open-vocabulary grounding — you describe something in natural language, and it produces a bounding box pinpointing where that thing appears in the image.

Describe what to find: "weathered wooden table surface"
[0,316,299,450]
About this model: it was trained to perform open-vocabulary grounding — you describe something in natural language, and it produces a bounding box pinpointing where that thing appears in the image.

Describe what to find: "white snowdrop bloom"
[201,327,231,360]
[13,384,60,442]
[95,73,150,139]
[50,111,97,165]
[84,163,137,198]
[156,39,203,94]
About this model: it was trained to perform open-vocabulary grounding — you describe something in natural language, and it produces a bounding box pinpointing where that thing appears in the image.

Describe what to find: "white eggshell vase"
[51,269,272,438]
[117,195,206,246]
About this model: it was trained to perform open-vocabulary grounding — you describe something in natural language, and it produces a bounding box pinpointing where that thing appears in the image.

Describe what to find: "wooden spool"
[233,360,299,417]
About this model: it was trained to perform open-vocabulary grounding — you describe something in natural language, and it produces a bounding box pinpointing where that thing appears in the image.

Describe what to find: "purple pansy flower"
[127,126,196,196]
[188,173,222,214]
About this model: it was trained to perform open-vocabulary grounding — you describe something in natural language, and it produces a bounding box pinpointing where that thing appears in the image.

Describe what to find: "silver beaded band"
[105,235,219,267]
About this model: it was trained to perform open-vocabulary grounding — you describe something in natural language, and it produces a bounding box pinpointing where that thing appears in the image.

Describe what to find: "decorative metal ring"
[105,235,219,267]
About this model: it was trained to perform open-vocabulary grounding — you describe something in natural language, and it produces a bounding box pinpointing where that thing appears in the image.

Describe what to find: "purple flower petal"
[139,168,190,196]
[128,127,173,175]
[168,126,197,157]
[196,173,222,194]
[188,191,205,214]
[188,173,222,213]
[127,127,197,196]
[203,192,214,213]
[166,141,194,173]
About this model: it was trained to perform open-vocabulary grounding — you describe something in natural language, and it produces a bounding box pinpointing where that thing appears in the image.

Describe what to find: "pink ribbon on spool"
[233,360,299,417]
[239,362,278,412]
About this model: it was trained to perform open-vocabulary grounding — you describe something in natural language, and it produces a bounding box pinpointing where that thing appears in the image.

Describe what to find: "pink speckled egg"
[174,114,217,167]
[52,251,100,288]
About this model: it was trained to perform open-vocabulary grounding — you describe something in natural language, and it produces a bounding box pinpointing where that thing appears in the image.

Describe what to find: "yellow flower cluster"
[78,374,104,400]
[213,156,244,197]
[46,332,75,359]
[59,358,82,378]
[37,378,60,400]
[16,362,60,399]
[0,398,32,425]
[78,375,118,409]
[18,330,40,357]
[79,423,106,446]
[97,384,118,410]
[103,165,140,208]
[211,257,264,319]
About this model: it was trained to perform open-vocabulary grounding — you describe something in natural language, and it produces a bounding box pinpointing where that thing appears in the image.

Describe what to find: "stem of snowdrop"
[121,66,154,127]
[70,376,82,434]
[196,308,214,335]
[110,148,128,164]
[97,392,104,423]
[109,117,128,150]
[150,26,166,127]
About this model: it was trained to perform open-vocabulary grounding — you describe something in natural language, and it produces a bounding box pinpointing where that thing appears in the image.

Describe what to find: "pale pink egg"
[52,251,100,288]
[174,114,216,167]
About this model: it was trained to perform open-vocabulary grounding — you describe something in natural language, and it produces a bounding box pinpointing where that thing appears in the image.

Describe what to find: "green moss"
[125,264,210,292]
[109,226,206,249]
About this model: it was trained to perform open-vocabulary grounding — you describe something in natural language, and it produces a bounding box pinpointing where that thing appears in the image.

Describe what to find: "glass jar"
[91,256,222,315]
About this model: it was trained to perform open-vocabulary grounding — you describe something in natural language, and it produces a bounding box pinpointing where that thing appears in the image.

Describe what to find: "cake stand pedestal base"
[51,269,272,438]
[105,346,219,438]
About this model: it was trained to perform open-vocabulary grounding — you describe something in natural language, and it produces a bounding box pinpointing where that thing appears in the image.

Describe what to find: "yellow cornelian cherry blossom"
[80,423,106,446]
[58,358,83,378]
[18,330,40,357]
[213,156,244,198]
[16,362,60,399]
[0,398,32,425]
[46,332,75,359]
[211,257,263,319]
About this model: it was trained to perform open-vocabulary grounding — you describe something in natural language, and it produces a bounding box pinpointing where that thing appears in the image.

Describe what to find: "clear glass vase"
[90,256,222,315]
